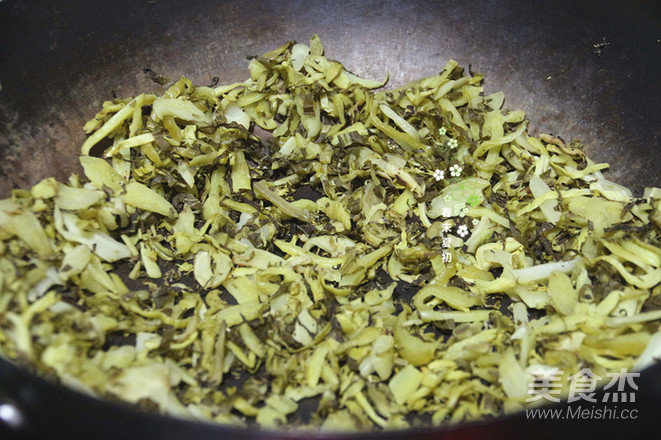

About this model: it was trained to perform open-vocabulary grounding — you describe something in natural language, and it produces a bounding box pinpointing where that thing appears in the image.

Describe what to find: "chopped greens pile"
[1,36,661,430]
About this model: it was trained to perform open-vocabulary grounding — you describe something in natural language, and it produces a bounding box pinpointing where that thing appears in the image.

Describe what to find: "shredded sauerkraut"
[0,36,660,430]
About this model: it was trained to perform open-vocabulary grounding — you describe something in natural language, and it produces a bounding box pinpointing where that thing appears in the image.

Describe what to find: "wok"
[1,0,660,438]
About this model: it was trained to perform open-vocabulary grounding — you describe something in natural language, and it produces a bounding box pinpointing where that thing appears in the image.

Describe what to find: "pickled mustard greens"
[1,35,661,430]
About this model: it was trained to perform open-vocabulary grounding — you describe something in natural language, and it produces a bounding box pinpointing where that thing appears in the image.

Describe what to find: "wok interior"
[0,0,661,438]
[1,0,660,197]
